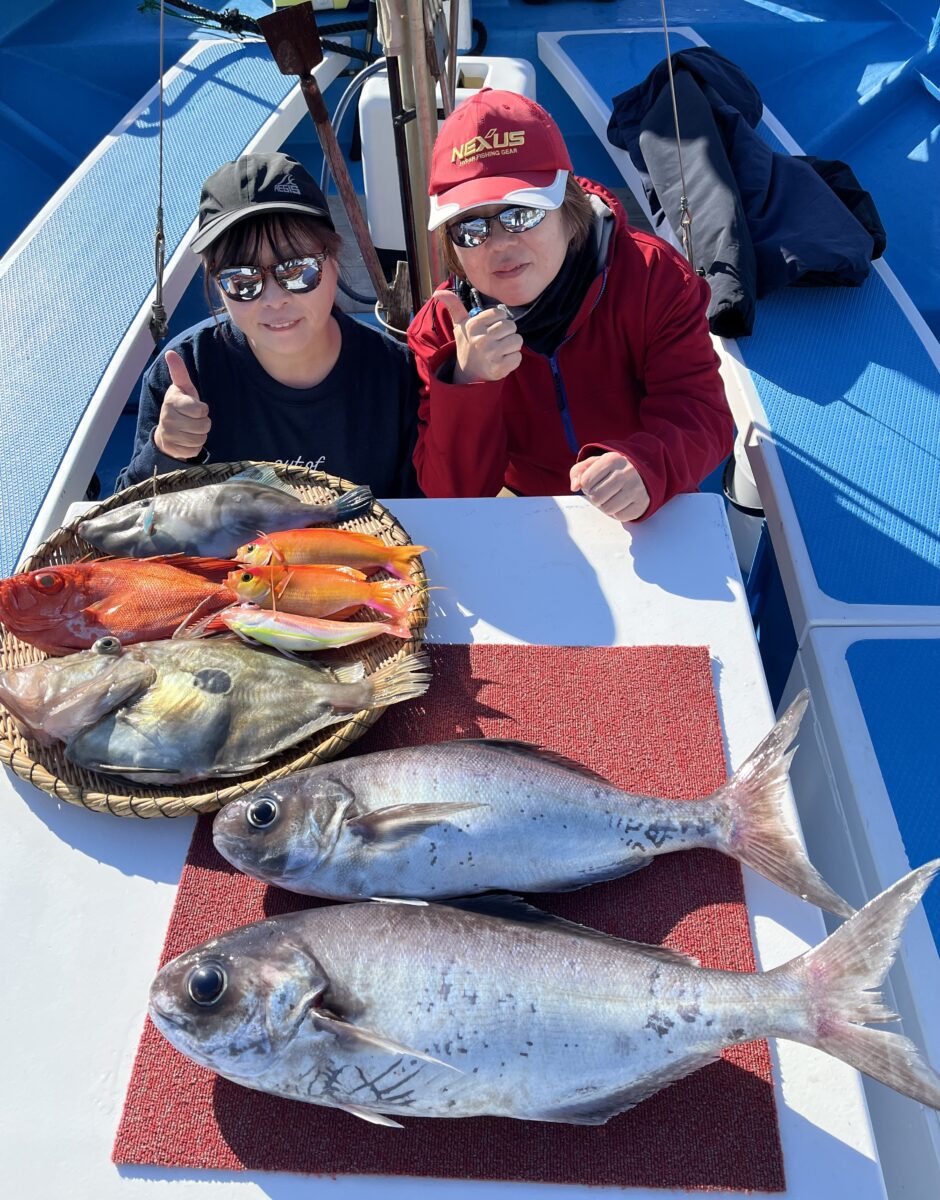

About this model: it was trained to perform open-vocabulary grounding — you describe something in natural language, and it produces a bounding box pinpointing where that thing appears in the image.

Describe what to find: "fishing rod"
[657,0,696,272]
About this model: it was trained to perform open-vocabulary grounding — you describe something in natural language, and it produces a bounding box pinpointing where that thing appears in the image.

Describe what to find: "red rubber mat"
[114,643,784,1191]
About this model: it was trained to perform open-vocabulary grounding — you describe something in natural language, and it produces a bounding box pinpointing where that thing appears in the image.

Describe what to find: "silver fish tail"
[766,857,940,1108]
[707,691,854,917]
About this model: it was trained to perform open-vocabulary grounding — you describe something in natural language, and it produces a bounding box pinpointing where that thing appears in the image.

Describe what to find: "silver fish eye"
[187,962,228,1007]
[247,796,279,828]
[92,636,121,655]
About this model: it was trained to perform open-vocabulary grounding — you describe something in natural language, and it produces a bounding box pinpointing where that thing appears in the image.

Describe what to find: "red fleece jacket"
[407,179,733,517]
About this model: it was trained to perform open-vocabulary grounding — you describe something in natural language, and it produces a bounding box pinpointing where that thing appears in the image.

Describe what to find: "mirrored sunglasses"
[446,206,547,249]
[215,252,328,302]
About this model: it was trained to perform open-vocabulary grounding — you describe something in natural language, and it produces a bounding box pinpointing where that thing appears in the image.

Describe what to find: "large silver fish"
[149,861,940,1126]
[77,467,373,558]
[0,637,430,783]
[212,692,852,917]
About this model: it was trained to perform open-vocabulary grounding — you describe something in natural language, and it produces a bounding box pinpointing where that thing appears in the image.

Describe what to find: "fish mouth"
[149,1000,191,1033]
[0,670,59,742]
[213,832,303,884]
[0,655,155,745]
[0,581,60,631]
[77,508,143,552]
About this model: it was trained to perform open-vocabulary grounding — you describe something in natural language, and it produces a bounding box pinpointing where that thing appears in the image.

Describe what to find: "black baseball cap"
[190,151,334,254]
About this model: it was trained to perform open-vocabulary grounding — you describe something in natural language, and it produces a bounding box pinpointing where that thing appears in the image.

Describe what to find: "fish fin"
[345,801,489,843]
[330,660,367,684]
[81,598,122,623]
[580,857,650,878]
[87,758,269,780]
[382,620,413,641]
[332,1103,404,1129]
[310,1012,461,1072]
[536,857,652,892]
[227,465,298,495]
[172,609,229,640]
[457,739,614,786]
[440,896,699,966]
[712,691,854,917]
[328,484,374,522]
[172,593,233,639]
[534,1052,721,1125]
[202,760,271,778]
[138,554,237,581]
[382,544,428,580]
[770,858,940,1109]
[362,580,413,620]
[73,762,182,776]
[330,565,369,581]
[365,651,432,709]
[255,532,286,567]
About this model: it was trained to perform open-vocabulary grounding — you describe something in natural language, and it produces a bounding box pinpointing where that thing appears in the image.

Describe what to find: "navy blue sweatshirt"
[116,311,421,497]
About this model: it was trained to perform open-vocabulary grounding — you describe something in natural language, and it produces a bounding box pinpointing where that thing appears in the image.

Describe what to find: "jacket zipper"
[544,267,609,456]
[549,358,579,454]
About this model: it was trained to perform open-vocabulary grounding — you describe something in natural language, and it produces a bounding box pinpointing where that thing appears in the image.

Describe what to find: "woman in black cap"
[117,152,420,497]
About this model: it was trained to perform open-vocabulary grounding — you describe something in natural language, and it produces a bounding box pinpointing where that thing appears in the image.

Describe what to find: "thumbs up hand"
[433,291,523,384]
[153,349,212,460]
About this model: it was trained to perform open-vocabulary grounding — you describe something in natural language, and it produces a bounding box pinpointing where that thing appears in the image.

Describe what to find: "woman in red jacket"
[407,90,733,522]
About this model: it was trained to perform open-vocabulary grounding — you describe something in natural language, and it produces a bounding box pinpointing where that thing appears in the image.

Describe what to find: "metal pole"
[386,56,425,316]
[405,0,448,291]
[377,0,434,303]
[258,7,393,310]
[446,0,460,106]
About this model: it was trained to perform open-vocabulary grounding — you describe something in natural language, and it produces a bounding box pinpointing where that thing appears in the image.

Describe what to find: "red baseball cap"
[427,89,572,231]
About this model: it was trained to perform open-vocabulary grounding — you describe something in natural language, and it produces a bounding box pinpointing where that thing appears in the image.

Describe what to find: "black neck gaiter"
[460,227,601,358]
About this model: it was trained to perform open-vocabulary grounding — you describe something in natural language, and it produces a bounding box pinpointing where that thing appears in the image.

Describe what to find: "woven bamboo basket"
[0,462,429,818]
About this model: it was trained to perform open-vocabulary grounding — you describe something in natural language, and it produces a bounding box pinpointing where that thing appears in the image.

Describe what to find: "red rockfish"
[0,556,235,655]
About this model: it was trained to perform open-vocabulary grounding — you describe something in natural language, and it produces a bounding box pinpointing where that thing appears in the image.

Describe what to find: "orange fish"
[0,557,236,656]
[236,529,427,581]
[227,563,416,622]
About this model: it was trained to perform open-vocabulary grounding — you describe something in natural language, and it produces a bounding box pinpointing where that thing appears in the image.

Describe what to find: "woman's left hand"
[570,452,650,522]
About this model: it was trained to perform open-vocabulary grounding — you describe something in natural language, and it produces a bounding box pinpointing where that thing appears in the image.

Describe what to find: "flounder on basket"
[0,637,430,784]
[77,466,373,559]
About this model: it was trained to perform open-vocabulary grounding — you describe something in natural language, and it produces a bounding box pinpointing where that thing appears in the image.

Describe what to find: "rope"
[138,0,379,62]
[149,0,169,345]
[657,0,696,271]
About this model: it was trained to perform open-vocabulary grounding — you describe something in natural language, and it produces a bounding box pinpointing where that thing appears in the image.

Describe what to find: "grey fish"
[212,692,852,916]
[0,635,155,746]
[149,861,940,1126]
[77,466,373,558]
[0,637,429,783]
